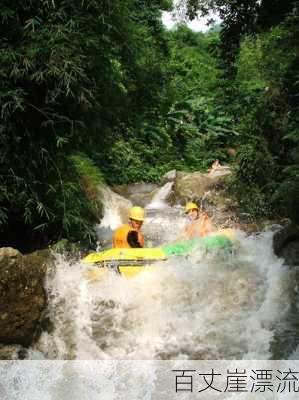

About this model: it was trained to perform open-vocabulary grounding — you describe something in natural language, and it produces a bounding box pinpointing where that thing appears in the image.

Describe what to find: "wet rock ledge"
[273,223,299,267]
[0,247,50,347]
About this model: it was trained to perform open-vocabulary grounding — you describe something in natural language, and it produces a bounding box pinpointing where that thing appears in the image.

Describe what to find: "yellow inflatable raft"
[83,247,167,279]
[83,229,236,280]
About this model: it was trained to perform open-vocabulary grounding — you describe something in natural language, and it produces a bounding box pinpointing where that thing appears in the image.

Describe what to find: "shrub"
[231,142,277,218]
[272,165,299,223]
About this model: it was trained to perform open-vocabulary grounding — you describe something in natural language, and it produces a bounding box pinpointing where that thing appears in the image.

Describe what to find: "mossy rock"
[0,247,49,346]
[173,170,232,205]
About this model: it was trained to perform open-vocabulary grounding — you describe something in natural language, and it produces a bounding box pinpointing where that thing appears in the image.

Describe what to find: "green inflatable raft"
[83,229,236,279]
[162,228,235,256]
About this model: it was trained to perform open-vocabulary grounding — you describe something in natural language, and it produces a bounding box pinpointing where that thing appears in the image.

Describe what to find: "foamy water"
[2,188,296,399]
[30,226,290,361]
[29,183,292,361]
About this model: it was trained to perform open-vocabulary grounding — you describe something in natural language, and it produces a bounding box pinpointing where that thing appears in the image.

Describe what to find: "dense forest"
[1,0,298,250]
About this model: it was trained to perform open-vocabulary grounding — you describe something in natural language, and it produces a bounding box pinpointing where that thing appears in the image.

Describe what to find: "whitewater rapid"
[30,197,290,361]
[2,184,297,400]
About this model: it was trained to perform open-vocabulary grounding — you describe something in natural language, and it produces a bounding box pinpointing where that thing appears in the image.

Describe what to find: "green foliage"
[94,26,225,184]
[167,26,220,99]
[44,162,98,244]
[272,165,299,223]
[233,182,272,219]
[70,154,104,188]
[0,0,174,248]
[1,0,298,250]
[69,153,104,221]
[236,36,267,93]
[235,143,276,187]
[236,25,298,95]
[230,143,276,218]
[231,8,299,221]
[0,155,98,249]
[103,126,180,184]
[182,0,297,73]
[105,139,145,183]
[167,96,238,169]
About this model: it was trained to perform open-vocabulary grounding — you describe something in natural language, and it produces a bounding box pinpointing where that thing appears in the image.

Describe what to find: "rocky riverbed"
[1,166,298,359]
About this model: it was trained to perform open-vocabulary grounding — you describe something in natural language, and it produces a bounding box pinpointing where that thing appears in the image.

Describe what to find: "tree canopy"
[1,0,298,249]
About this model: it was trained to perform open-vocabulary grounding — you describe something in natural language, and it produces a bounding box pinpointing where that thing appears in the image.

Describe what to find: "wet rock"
[273,224,299,266]
[128,191,157,208]
[111,182,161,208]
[174,171,210,203]
[207,160,231,177]
[171,168,254,230]
[173,169,232,205]
[0,247,48,346]
[0,344,24,360]
[113,182,158,200]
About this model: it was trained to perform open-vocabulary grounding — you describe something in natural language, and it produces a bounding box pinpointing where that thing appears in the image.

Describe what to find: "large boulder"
[127,191,157,208]
[113,182,158,198]
[0,247,49,346]
[112,182,159,208]
[173,171,211,203]
[0,344,24,360]
[171,167,251,230]
[273,224,299,267]
[173,167,232,205]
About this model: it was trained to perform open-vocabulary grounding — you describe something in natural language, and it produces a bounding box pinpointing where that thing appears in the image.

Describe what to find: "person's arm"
[127,230,143,248]
[201,213,214,235]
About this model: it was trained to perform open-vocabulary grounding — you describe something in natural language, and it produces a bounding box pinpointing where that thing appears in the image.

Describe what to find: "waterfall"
[147,182,173,209]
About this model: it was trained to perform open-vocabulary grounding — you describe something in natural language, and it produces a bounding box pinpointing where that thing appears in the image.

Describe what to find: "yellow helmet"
[129,206,145,222]
[185,202,199,213]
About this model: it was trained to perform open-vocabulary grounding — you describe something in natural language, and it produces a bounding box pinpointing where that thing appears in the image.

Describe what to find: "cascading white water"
[147,182,173,210]
[2,190,297,400]
[97,186,132,231]
[29,206,291,361]
[94,186,132,248]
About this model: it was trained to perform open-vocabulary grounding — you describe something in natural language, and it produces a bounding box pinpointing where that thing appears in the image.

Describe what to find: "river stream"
[28,185,292,361]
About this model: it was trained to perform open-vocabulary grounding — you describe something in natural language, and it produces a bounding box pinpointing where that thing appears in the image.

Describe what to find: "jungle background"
[1,0,298,250]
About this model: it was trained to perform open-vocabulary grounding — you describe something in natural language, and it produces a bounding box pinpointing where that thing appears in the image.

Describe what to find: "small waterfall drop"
[147,182,173,210]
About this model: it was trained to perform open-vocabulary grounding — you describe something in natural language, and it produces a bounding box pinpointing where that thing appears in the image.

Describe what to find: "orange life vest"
[112,223,144,248]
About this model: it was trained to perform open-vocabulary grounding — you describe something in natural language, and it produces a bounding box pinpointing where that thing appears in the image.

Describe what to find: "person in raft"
[112,206,145,248]
[179,202,214,240]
